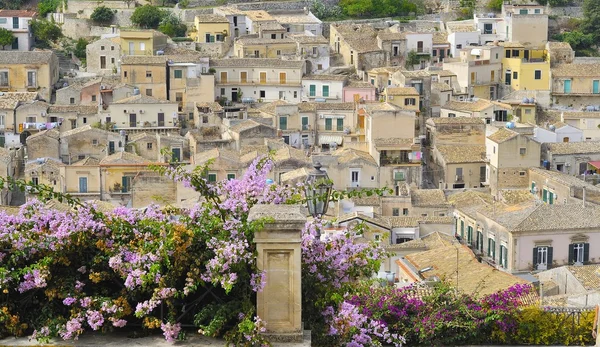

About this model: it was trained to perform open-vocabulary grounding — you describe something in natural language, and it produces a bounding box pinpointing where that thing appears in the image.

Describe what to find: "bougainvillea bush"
[0,156,389,346]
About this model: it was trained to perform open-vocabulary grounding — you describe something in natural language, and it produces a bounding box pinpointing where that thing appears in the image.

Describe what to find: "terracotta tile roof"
[112,94,175,104]
[377,31,407,41]
[99,151,149,165]
[229,119,273,133]
[26,128,59,141]
[487,128,519,143]
[346,80,375,88]
[432,82,453,92]
[428,117,484,125]
[373,137,415,149]
[194,147,240,164]
[258,100,289,115]
[545,141,600,155]
[332,24,381,53]
[272,146,310,164]
[386,87,419,96]
[195,14,229,23]
[210,58,304,69]
[335,148,377,166]
[71,157,100,166]
[547,41,572,50]
[552,63,600,78]
[351,196,381,206]
[499,189,535,205]
[363,102,405,112]
[448,190,493,208]
[436,145,486,164]
[529,167,600,191]
[0,50,55,65]
[442,99,494,112]
[386,231,455,250]
[385,216,454,228]
[445,21,476,33]
[244,10,274,22]
[25,157,64,172]
[236,37,295,45]
[0,10,37,17]
[280,167,309,183]
[433,32,449,44]
[433,70,458,77]
[509,204,600,232]
[404,243,529,295]
[0,92,38,109]
[196,102,223,112]
[303,74,348,81]
[120,56,167,65]
[298,102,355,112]
[288,34,328,44]
[411,189,448,207]
[60,125,97,138]
[48,105,98,114]
[566,265,600,291]
[258,22,285,31]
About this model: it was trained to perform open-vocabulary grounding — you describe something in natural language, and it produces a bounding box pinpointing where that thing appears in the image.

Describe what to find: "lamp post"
[304,162,333,239]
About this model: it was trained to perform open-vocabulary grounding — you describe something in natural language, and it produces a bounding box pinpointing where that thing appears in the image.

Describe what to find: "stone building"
[59,125,124,164]
[86,37,121,76]
[25,128,60,161]
[0,51,59,101]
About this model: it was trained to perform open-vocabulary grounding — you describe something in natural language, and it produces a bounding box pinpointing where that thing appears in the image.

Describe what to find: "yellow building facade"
[233,38,297,58]
[120,30,168,56]
[502,46,550,91]
[0,51,59,101]
[383,87,420,111]
[194,15,230,43]
[121,56,168,100]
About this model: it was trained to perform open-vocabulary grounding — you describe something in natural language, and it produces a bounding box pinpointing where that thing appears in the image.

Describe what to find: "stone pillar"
[248,204,307,343]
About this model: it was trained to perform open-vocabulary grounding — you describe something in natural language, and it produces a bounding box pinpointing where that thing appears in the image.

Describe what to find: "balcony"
[216,78,302,86]
[380,156,421,166]
[416,48,431,55]
[21,122,60,131]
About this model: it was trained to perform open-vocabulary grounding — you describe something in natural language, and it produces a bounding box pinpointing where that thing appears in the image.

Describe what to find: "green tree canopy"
[38,0,61,17]
[487,0,503,11]
[0,28,15,50]
[73,38,88,59]
[582,0,600,42]
[158,14,187,37]
[339,0,418,18]
[90,6,115,25]
[131,5,165,29]
[30,19,63,46]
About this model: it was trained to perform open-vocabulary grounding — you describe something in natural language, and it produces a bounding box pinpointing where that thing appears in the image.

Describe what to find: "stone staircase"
[54,50,79,75]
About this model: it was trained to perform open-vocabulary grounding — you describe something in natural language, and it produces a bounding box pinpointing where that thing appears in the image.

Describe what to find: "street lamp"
[305,162,333,238]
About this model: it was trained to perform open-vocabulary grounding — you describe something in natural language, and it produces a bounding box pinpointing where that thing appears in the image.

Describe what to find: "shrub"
[131,5,164,29]
[30,19,62,46]
[38,0,61,18]
[0,28,14,50]
[90,6,115,25]
[73,38,87,59]
[487,0,503,11]
[157,14,187,37]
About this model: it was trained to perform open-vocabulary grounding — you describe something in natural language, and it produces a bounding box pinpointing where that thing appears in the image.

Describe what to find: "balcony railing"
[416,48,431,55]
[216,78,302,86]
[381,157,421,165]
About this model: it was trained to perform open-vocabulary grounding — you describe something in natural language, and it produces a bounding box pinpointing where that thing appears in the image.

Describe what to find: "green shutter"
[336,118,343,131]
[174,70,183,79]
[325,118,332,130]
[549,192,554,204]
[488,238,491,256]
[584,243,590,263]
[467,226,473,243]
[531,182,535,193]
[322,85,329,97]
[309,84,316,97]
[279,117,287,130]
[533,247,538,265]
[227,173,236,180]
[542,189,548,202]
[547,247,553,268]
[301,116,308,128]
[568,244,574,264]
[208,173,217,182]
[460,220,464,238]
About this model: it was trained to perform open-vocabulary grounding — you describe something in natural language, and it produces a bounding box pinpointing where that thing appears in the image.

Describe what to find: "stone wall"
[132,174,177,207]
[66,0,134,15]
[322,17,392,38]
[545,5,583,17]
[195,41,231,58]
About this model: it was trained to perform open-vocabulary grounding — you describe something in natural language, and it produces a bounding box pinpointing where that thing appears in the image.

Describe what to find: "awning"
[588,161,600,170]
[319,135,343,146]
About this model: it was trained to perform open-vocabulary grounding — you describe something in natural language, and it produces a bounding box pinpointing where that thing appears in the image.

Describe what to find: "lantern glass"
[305,162,332,217]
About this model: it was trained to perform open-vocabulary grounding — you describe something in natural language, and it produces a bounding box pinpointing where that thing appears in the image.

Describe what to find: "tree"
[459,0,476,18]
[73,38,88,60]
[487,0,503,11]
[30,19,62,47]
[582,0,600,42]
[0,28,14,50]
[339,0,375,17]
[90,6,115,25]
[38,0,61,17]
[405,50,420,69]
[131,5,165,29]
[157,14,187,37]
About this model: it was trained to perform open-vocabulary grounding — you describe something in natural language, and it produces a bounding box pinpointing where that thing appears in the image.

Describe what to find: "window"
[477,231,483,252]
[533,246,553,270]
[317,64,323,70]
[227,173,236,180]
[146,89,152,96]
[325,118,332,131]
[91,95,96,102]
[254,50,260,57]
[432,50,437,57]
[174,70,183,79]
[392,208,400,216]
[467,226,473,244]
[351,171,359,183]
[260,90,265,98]
[11,37,17,50]
[569,243,589,264]
[456,44,462,49]
[460,220,464,238]
[12,17,18,29]
[499,245,508,268]
[505,50,511,58]
[32,177,39,186]
[202,116,208,124]
[26,116,36,123]
[271,34,276,39]
[484,23,493,34]
[92,139,98,145]
[70,97,75,104]
[208,173,217,182]
[513,71,518,80]
[404,98,416,106]
[146,71,152,78]
[70,119,77,129]
[147,143,153,149]
[312,47,317,55]
[111,46,115,51]
[322,85,329,97]
[276,50,281,56]
[534,70,542,80]
[294,91,297,98]
[519,171,526,176]
[448,113,456,117]
[27,71,36,87]
[525,108,532,114]
[158,112,165,127]
[402,208,408,216]
[374,234,381,243]
[140,42,146,51]
[220,88,225,96]
[301,116,309,130]
[0,71,8,86]
[534,8,540,13]
[279,116,287,130]
[83,117,87,124]
[309,84,316,97]
[336,118,344,131]
[106,117,111,124]
[101,46,105,50]
[593,80,599,94]
[487,237,496,260]
[0,18,6,24]
[123,71,127,78]
[519,147,526,155]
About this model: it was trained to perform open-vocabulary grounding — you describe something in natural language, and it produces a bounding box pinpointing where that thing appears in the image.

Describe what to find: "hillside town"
[1,0,600,342]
